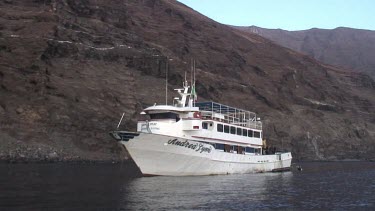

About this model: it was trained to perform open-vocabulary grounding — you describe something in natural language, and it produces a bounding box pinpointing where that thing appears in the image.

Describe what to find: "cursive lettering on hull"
[167,139,212,153]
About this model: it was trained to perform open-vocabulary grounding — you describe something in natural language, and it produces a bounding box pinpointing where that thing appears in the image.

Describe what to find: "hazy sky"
[177,0,375,31]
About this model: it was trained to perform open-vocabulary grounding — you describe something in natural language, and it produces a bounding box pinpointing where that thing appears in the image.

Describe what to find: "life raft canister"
[193,111,201,119]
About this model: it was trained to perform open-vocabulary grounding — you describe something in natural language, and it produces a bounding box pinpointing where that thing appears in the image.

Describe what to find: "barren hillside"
[236,26,375,79]
[0,0,374,162]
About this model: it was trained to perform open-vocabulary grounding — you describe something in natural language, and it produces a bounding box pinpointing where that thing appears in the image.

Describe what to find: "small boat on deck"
[110,80,292,176]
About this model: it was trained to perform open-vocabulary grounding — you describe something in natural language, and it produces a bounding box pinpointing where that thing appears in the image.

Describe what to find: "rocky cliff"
[236,26,375,80]
[0,0,374,162]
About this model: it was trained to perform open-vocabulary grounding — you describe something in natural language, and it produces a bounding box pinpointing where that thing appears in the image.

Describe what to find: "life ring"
[193,111,201,119]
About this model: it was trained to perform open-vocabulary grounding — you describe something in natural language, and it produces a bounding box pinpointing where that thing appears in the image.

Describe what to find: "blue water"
[0,162,374,210]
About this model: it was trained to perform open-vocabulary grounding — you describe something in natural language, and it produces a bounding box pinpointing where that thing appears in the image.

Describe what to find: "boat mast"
[190,58,193,91]
[184,71,187,86]
[193,59,196,106]
[189,59,195,107]
[165,57,168,105]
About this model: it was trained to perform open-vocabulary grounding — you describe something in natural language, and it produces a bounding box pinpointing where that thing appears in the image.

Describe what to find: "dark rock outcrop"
[0,0,374,162]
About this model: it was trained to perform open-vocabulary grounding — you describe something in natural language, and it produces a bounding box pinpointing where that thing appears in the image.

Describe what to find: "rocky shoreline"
[1,142,373,164]
[0,151,131,164]
[0,133,130,163]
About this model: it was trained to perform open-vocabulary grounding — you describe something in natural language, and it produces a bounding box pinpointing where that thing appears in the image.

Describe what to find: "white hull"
[120,133,292,176]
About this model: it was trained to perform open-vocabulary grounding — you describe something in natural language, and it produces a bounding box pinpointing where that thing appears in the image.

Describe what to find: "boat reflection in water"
[1,162,374,210]
[121,172,293,210]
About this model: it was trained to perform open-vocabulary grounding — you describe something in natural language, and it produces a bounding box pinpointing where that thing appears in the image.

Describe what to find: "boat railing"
[246,121,262,130]
[196,102,262,130]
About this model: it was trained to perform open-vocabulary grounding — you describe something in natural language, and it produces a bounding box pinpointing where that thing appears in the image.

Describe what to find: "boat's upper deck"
[195,102,262,130]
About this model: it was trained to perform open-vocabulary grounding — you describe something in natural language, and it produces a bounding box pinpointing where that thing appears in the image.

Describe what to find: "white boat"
[110,80,292,176]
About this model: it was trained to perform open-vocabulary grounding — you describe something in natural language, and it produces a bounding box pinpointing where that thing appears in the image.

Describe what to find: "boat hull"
[115,132,292,176]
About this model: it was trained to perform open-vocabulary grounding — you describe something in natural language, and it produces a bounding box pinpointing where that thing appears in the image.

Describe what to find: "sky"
[177,0,375,31]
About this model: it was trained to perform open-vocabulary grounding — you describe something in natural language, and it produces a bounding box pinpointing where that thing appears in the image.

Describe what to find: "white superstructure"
[110,81,292,176]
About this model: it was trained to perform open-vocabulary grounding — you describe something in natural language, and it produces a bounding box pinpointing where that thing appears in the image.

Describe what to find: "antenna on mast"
[193,59,196,106]
[190,58,193,88]
[184,71,187,86]
[165,57,168,105]
[193,59,196,86]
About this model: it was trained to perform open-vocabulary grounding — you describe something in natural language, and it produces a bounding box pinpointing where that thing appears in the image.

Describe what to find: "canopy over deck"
[195,102,262,129]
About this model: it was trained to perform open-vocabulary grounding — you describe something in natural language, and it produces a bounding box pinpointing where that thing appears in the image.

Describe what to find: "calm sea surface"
[0,162,374,210]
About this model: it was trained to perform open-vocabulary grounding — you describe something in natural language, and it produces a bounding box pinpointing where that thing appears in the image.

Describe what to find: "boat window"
[217,124,223,132]
[236,127,242,135]
[248,130,253,137]
[150,112,179,120]
[224,125,229,133]
[230,126,236,134]
[232,145,238,152]
[242,129,247,136]
[224,144,231,152]
[246,147,255,153]
[254,131,261,138]
[202,122,208,129]
[238,146,244,154]
[215,143,224,151]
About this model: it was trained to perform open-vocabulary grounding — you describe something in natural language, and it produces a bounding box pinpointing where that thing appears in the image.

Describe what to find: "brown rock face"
[0,0,374,161]
[236,26,375,80]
